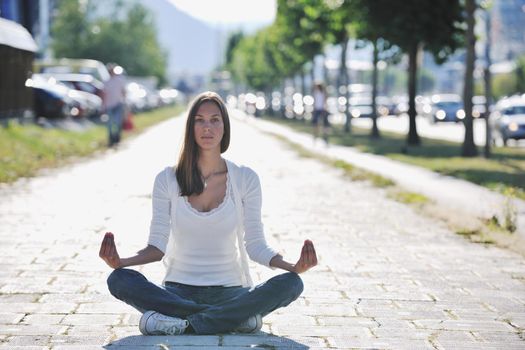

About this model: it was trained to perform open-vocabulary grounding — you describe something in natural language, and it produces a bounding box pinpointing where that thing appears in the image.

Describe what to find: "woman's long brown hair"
[176,91,230,196]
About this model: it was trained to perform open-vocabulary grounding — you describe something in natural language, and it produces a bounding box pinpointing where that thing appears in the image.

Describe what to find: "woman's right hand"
[99,232,122,269]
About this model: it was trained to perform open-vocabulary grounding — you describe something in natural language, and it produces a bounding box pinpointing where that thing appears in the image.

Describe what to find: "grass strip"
[267,116,525,201]
[265,124,525,256]
[0,105,183,183]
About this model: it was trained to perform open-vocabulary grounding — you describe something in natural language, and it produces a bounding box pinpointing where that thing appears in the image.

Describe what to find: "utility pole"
[483,2,493,158]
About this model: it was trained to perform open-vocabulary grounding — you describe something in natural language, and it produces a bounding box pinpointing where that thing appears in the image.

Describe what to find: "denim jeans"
[107,268,303,334]
[106,103,124,146]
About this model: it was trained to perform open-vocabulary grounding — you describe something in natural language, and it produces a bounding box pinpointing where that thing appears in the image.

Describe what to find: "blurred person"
[312,82,330,142]
[99,91,317,335]
[103,63,127,147]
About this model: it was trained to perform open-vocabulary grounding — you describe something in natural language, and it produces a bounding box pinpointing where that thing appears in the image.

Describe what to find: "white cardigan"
[147,159,278,287]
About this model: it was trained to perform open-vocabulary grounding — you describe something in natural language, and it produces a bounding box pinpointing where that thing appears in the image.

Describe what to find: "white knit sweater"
[147,159,278,287]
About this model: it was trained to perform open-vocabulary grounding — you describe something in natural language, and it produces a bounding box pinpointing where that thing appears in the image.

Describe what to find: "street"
[331,113,525,148]
[0,114,524,349]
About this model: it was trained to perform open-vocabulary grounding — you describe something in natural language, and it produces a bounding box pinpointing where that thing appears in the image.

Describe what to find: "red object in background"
[123,111,134,131]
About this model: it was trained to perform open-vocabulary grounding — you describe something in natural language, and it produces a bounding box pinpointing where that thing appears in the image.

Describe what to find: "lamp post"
[482,0,493,158]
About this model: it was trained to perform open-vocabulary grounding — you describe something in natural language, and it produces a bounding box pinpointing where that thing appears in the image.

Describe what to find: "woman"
[312,82,329,141]
[99,91,317,335]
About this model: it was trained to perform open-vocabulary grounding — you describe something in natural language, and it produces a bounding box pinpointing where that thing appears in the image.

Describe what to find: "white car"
[490,95,525,146]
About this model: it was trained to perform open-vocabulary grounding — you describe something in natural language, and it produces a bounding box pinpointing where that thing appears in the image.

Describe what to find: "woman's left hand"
[293,239,317,274]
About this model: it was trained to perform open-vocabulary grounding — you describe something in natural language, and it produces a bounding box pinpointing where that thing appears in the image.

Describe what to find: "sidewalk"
[236,111,525,238]
[0,114,524,349]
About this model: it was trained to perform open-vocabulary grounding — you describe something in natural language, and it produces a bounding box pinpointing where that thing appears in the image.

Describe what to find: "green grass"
[0,105,183,183]
[387,189,430,206]
[267,116,525,200]
[267,132,395,188]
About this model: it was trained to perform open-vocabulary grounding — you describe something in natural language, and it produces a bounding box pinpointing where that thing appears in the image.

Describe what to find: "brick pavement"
[0,115,524,349]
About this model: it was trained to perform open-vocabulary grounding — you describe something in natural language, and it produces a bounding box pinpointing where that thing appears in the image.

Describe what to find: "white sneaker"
[139,311,189,335]
[235,314,262,333]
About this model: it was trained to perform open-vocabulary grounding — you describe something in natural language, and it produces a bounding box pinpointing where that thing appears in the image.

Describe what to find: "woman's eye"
[211,118,221,123]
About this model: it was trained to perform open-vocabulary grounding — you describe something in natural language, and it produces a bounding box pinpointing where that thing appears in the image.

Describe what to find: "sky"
[167,0,276,28]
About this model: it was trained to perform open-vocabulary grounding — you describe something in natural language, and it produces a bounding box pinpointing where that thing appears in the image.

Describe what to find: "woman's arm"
[99,232,164,269]
[270,239,317,274]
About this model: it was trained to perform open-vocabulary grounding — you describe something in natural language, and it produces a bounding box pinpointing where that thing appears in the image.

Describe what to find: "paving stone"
[1,335,50,346]
[0,303,76,314]
[21,314,65,325]
[0,314,25,325]
[48,335,112,346]
[60,314,120,326]
[0,346,50,350]
[0,115,525,348]
[65,325,110,336]
[414,319,516,332]
[0,295,40,303]
[0,325,66,336]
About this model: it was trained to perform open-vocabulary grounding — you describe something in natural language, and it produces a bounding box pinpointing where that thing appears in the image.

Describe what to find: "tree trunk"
[341,38,351,133]
[484,7,492,158]
[370,39,380,139]
[301,70,306,97]
[407,43,420,145]
[310,59,315,94]
[322,53,329,88]
[462,0,478,157]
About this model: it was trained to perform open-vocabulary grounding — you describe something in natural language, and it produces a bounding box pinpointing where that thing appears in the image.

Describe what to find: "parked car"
[376,96,396,117]
[472,95,488,119]
[34,58,110,83]
[428,94,464,123]
[32,74,102,119]
[349,96,374,118]
[26,75,76,119]
[38,73,104,99]
[490,95,525,146]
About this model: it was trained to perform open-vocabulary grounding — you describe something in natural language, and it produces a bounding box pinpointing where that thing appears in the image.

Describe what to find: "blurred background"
[0,0,524,200]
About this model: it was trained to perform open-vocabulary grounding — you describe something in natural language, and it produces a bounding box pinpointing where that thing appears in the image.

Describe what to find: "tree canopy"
[51,0,167,85]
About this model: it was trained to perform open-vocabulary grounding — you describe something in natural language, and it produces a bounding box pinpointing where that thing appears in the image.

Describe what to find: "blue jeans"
[106,103,124,145]
[107,268,303,335]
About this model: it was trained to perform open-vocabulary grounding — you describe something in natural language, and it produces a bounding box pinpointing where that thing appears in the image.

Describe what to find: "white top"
[313,90,325,111]
[169,176,243,286]
[147,160,278,287]
[103,74,126,109]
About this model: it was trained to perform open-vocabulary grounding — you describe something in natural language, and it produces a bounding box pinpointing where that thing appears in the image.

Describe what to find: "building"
[491,0,525,62]
[0,0,54,58]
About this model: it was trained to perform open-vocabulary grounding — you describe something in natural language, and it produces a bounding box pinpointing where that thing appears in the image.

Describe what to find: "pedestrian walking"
[99,91,318,335]
[312,82,330,142]
[102,63,127,147]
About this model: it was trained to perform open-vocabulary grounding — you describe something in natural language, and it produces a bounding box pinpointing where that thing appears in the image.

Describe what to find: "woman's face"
[193,101,224,152]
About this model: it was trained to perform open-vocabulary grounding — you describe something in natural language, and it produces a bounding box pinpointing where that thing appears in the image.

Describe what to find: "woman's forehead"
[195,101,221,116]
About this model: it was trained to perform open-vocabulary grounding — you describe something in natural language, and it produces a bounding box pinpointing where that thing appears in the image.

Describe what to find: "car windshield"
[503,105,525,115]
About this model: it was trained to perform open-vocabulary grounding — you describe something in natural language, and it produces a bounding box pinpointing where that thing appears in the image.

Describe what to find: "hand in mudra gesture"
[293,240,318,274]
[99,232,122,269]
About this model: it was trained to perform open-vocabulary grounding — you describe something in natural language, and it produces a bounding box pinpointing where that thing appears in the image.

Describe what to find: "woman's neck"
[198,151,225,176]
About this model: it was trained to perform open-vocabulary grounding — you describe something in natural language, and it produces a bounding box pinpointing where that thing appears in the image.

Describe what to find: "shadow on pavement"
[104,333,312,349]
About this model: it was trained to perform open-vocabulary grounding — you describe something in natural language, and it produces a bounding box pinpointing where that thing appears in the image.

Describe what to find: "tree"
[50,0,94,58]
[352,0,402,138]
[482,0,493,158]
[323,1,356,133]
[224,31,244,70]
[364,0,465,145]
[52,0,167,85]
[516,55,525,94]
[462,0,478,157]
